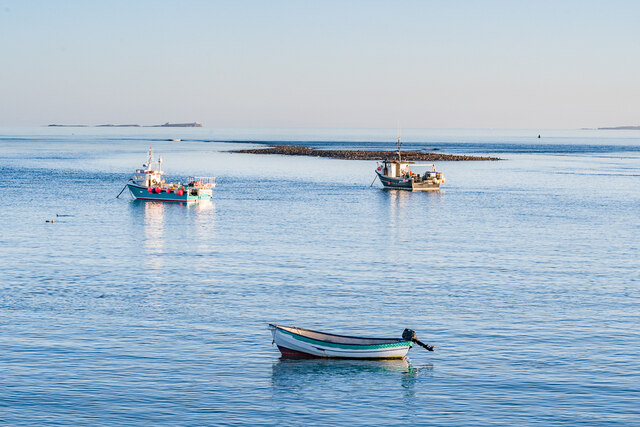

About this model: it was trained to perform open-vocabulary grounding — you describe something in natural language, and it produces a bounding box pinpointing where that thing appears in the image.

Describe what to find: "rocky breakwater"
[232,145,501,161]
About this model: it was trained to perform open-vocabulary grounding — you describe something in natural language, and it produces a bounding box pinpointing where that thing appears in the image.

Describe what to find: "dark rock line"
[232,145,501,161]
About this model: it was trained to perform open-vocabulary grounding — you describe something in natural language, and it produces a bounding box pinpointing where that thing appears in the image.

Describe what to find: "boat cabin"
[130,148,166,187]
[377,160,439,180]
[378,160,406,178]
[131,168,165,187]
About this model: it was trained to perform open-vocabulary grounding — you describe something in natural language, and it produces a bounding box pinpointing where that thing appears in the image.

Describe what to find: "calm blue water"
[1,127,639,425]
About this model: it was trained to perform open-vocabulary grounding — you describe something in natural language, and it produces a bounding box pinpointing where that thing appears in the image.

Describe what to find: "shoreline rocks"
[232,145,501,161]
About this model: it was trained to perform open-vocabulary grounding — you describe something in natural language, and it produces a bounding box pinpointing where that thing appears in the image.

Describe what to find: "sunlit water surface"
[0,127,639,425]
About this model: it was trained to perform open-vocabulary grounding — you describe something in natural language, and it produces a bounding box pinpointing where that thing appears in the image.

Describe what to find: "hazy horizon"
[1,0,639,129]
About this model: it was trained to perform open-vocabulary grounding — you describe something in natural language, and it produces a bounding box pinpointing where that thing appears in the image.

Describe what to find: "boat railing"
[187,176,216,188]
[407,163,436,168]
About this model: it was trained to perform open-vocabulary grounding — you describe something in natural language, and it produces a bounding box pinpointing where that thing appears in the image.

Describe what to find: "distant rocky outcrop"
[153,122,202,127]
[598,125,640,130]
[96,124,141,127]
[47,122,202,127]
[47,124,89,127]
[233,145,501,161]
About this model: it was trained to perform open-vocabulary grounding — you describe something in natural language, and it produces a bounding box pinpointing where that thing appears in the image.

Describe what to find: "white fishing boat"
[269,324,433,359]
[375,137,445,191]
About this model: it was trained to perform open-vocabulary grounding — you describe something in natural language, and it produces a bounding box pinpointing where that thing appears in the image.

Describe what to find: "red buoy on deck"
[155,187,162,193]
[147,188,153,193]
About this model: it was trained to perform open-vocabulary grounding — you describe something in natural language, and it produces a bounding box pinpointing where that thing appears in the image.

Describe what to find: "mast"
[146,147,153,170]
[397,136,402,162]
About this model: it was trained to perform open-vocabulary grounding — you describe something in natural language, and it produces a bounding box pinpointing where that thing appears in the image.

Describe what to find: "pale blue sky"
[1,0,639,128]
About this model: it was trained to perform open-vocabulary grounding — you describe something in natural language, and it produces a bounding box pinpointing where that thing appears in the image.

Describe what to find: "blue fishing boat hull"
[127,183,210,202]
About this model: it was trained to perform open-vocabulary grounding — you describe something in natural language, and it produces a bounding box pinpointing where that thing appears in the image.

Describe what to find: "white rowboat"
[269,324,416,359]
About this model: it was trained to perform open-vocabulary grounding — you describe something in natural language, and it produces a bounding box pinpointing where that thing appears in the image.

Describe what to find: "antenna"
[396,121,402,162]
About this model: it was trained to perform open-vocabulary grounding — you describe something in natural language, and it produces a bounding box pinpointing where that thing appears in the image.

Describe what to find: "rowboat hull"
[270,325,412,359]
[127,183,211,202]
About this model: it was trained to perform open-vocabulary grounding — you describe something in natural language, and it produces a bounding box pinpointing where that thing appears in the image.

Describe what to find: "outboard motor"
[402,328,434,351]
[402,328,416,341]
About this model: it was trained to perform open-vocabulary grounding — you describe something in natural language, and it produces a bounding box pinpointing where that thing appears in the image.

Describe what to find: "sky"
[1,0,639,128]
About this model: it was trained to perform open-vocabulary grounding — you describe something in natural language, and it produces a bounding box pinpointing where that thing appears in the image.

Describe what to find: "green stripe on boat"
[279,328,412,350]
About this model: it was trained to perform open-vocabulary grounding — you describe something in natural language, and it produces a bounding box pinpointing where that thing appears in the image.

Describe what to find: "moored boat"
[375,137,445,191]
[126,148,215,202]
[269,324,433,359]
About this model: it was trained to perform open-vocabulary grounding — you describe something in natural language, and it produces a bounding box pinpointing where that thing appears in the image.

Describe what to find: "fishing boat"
[269,324,433,359]
[375,137,444,191]
[124,148,215,202]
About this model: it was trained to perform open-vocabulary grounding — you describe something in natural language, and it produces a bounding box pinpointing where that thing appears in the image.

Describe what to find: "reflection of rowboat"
[271,358,411,382]
[269,325,433,359]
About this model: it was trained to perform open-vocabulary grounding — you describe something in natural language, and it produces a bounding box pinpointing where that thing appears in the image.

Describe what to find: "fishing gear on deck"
[402,328,434,351]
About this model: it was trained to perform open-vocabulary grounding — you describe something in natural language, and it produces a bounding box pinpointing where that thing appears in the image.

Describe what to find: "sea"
[0,127,638,426]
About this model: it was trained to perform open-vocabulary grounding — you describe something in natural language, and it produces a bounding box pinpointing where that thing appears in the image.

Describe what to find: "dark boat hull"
[375,171,440,191]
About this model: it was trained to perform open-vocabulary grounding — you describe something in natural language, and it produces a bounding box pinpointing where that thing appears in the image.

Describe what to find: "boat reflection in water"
[192,200,215,249]
[143,201,165,256]
[271,358,432,385]
[131,198,216,248]
[271,358,434,404]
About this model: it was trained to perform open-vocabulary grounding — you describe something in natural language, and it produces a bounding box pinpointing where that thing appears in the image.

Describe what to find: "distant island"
[153,122,202,127]
[233,145,500,161]
[48,122,202,128]
[597,125,640,130]
[96,124,140,127]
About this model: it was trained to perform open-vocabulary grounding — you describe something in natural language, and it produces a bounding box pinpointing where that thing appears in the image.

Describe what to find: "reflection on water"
[383,190,443,226]
[271,357,433,390]
[130,200,216,307]
[386,189,411,227]
[143,202,165,255]
[380,190,444,263]
[5,130,639,425]
[136,200,217,257]
[192,200,215,245]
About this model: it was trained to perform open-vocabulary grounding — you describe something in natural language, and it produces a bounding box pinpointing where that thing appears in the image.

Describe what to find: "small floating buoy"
[46,220,55,223]
[538,134,541,138]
